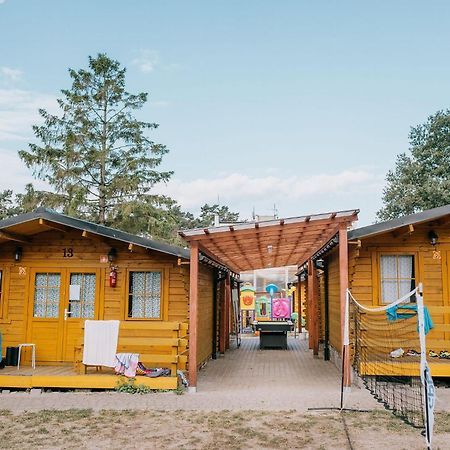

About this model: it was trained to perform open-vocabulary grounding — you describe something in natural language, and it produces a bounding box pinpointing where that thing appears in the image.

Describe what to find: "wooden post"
[225,273,231,350]
[188,241,199,392]
[308,259,319,356]
[339,223,351,387]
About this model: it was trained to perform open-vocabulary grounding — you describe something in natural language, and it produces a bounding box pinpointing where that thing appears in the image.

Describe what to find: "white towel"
[82,320,120,367]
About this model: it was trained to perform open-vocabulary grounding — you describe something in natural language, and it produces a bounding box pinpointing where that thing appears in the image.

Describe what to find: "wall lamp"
[314,258,325,270]
[428,230,439,247]
[108,247,117,263]
[14,246,22,262]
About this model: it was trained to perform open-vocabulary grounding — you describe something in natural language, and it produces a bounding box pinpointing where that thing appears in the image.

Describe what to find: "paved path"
[0,337,381,412]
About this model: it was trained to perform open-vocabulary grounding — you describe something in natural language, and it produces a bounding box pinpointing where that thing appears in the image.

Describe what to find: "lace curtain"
[129,271,161,318]
[380,255,414,304]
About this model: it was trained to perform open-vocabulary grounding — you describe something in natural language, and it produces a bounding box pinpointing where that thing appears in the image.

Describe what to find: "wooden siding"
[326,222,450,359]
[0,229,191,366]
[196,264,214,366]
[327,250,341,351]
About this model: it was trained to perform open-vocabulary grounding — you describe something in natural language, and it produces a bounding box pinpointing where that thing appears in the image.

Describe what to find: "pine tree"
[19,53,172,225]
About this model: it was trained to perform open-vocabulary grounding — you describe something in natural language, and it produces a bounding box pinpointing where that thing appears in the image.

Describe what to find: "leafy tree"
[19,53,172,225]
[377,110,450,221]
[194,203,240,228]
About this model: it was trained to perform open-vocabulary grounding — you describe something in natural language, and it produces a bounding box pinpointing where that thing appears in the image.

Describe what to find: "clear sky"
[1,0,449,226]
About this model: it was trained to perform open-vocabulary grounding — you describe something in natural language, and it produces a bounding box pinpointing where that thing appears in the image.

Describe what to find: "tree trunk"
[98,83,108,225]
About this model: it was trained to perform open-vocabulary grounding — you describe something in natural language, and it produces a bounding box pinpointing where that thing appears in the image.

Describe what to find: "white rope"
[347,287,418,313]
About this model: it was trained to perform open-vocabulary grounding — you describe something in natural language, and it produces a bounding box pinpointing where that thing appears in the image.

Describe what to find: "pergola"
[180,209,359,390]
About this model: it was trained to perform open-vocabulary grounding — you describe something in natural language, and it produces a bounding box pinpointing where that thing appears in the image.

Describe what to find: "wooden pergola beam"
[184,216,354,241]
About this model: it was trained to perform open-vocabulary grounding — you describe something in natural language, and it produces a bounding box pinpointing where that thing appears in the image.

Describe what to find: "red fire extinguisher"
[109,266,117,288]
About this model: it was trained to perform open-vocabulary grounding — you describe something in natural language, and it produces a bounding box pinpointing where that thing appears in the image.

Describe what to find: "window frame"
[125,268,168,321]
[377,252,418,305]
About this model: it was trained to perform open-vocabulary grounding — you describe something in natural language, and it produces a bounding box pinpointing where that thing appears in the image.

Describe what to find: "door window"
[69,273,96,318]
[33,273,61,318]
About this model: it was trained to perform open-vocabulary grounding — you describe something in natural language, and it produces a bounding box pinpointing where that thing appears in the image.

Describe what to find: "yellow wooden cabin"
[300,204,450,379]
[0,208,232,390]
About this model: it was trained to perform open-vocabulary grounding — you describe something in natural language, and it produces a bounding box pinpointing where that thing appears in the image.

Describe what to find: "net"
[345,285,435,449]
[350,288,424,428]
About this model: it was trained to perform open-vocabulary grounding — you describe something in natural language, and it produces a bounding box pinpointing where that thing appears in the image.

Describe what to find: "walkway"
[0,336,380,412]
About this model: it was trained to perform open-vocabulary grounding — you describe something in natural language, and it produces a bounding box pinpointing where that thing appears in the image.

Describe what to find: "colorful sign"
[272,298,291,319]
[240,287,255,310]
[255,295,272,320]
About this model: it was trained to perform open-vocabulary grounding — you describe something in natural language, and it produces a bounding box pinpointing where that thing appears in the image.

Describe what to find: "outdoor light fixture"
[428,230,439,247]
[314,258,325,270]
[108,247,117,262]
[14,246,22,262]
[267,245,273,254]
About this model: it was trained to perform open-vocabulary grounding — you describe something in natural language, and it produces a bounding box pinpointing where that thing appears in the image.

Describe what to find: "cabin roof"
[0,208,190,259]
[180,209,359,272]
[348,204,450,240]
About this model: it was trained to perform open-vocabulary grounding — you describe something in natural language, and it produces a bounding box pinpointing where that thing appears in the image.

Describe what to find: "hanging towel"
[386,304,434,335]
[82,320,120,367]
[115,353,139,377]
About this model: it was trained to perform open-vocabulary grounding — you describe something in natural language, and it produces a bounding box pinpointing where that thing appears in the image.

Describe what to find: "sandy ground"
[0,408,448,450]
[1,338,449,448]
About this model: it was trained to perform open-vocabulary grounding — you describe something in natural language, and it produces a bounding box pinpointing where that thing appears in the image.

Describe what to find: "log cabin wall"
[0,229,191,363]
[196,264,215,367]
[326,249,341,352]
[348,223,449,351]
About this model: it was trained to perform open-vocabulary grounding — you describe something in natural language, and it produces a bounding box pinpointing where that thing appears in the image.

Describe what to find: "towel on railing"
[82,320,119,367]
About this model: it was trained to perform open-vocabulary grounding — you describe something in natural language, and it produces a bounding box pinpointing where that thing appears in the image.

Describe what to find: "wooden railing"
[75,321,188,376]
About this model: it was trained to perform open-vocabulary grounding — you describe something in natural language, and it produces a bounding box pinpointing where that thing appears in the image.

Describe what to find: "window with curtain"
[128,271,161,319]
[69,273,96,318]
[380,255,415,304]
[33,272,61,318]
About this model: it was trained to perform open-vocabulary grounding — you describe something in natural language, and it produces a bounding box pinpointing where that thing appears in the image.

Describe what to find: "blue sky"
[1,1,450,226]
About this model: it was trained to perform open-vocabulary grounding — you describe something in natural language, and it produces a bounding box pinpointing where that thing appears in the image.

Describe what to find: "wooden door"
[28,270,66,362]
[61,269,100,362]
[27,269,100,363]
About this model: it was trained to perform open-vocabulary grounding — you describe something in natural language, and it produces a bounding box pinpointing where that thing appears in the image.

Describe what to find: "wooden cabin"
[0,208,234,390]
[300,205,450,378]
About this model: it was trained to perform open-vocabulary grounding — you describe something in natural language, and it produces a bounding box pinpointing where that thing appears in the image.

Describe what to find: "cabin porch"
[0,365,177,390]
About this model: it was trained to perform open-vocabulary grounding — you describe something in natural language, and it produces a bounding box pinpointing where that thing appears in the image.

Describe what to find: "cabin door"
[28,269,100,363]
[61,269,100,362]
[28,269,66,362]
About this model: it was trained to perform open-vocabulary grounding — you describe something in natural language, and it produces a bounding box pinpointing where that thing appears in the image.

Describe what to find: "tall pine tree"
[19,53,172,225]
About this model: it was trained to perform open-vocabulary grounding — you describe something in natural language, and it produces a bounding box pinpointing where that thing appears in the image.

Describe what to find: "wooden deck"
[358,357,450,377]
[0,365,178,390]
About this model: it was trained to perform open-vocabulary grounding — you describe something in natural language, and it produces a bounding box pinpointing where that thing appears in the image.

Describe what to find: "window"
[128,271,161,319]
[69,273,96,318]
[34,273,61,318]
[380,255,415,304]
